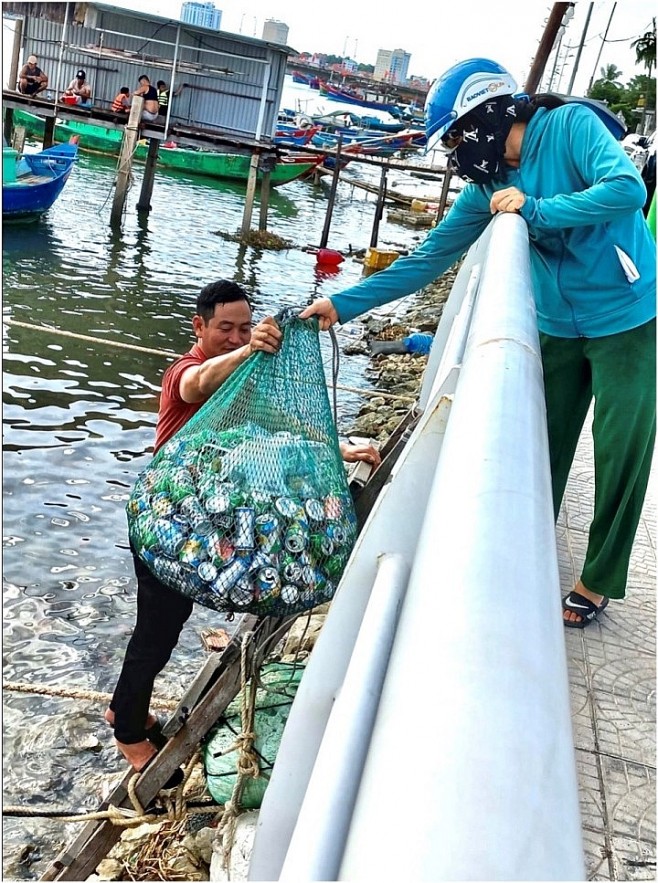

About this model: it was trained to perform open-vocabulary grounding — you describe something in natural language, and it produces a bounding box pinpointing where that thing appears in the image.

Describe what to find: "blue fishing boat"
[3,141,78,222]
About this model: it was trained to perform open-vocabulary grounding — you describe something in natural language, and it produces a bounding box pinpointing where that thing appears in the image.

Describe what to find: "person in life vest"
[157,80,170,118]
[111,86,131,114]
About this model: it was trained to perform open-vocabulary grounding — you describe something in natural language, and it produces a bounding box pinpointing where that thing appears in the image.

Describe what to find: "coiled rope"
[3,318,416,404]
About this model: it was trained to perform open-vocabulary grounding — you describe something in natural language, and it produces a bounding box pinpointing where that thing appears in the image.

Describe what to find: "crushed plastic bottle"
[403,333,434,355]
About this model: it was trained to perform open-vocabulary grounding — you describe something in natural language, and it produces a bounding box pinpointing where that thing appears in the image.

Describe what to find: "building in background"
[262,19,289,44]
[180,1,221,30]
[374,48,411,84]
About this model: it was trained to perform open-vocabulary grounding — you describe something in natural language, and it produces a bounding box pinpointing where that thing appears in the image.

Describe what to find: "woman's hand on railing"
[490,187,526,214]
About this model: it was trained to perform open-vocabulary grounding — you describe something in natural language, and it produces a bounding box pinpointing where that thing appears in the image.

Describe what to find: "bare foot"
[563,580,605,625]
[115,737,157,772]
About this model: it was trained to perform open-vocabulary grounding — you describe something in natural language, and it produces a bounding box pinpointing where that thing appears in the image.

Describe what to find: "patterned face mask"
[448,96,518,185]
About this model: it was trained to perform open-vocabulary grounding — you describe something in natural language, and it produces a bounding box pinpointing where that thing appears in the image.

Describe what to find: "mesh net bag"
[126,310,357,617]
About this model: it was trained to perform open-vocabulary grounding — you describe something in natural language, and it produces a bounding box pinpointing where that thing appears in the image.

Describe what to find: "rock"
[194,827,217,866]
[282,613,326,656]
[95,858,124,880]
[169,852,208,880]
[210,811,259,882]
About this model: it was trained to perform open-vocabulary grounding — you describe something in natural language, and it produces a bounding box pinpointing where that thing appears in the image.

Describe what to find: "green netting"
[202,662,304,808]
[126,310,357,617]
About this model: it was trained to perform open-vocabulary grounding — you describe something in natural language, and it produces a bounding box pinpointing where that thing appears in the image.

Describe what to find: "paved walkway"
[558,423,656,881]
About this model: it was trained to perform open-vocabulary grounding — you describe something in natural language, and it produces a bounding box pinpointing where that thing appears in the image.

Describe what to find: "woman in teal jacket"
[301,58,656,628]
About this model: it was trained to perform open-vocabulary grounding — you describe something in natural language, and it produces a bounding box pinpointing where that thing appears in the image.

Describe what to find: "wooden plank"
[39,615,294,882]
[110,98,143,227]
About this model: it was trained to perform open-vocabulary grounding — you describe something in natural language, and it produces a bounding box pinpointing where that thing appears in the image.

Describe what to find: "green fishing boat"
[9,110,320,186]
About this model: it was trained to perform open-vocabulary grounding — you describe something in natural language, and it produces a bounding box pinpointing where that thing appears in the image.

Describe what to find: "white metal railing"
[249,214,585,882]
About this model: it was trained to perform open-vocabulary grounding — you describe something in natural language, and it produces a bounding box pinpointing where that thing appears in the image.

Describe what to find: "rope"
[3,801,220,819]
[2,680,178,711]
[3,319,416,403]
[215,630,261,872]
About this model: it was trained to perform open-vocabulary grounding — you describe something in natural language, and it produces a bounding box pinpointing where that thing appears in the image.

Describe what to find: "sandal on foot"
[562,591,609,629]
[106,713,168,751]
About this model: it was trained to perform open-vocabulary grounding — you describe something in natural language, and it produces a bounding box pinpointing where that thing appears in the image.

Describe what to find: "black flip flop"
[562,591,609,629]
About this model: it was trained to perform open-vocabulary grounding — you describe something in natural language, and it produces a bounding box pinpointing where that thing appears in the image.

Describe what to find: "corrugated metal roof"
[91,2,298,55]
[9,3,292,144]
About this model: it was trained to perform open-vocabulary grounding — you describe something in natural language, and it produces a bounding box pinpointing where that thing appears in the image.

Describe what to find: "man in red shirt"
[105,280,380,778]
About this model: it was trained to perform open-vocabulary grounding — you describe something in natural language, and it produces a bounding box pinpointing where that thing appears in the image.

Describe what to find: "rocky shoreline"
[345,263,460,442]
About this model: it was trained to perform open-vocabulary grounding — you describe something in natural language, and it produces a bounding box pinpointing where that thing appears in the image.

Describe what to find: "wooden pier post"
[241,152,260,237]
[369,165,388,248]
[319,135,343,248]
[3,108,14,147]
[110,97,143,227]
[436,168,453,222]
[259,172,271,231]
[11,125,26,154]
[136,136,160,213]
[43,116,55,149]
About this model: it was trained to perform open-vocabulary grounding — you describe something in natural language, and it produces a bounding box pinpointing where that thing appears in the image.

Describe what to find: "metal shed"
[3,1,294,142]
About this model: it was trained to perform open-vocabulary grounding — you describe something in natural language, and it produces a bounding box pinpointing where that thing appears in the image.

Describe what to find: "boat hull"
[3,143,77,222]
[10,110,318,186]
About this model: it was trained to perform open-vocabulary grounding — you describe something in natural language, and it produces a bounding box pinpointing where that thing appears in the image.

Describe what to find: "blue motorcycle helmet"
[425,58,518,151]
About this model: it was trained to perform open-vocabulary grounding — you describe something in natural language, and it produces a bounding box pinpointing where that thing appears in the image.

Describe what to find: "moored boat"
[2,140,78,222]
[8,110,321,186]
[319,81,401,114]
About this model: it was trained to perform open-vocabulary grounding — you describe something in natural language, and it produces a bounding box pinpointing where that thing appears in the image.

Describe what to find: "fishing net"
[202,661,304,808]
[126,309,357,617]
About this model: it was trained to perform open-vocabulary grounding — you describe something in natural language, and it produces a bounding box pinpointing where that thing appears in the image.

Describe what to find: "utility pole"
[587,2,617,92]
[525,2,574,94]
[566,1,594,95]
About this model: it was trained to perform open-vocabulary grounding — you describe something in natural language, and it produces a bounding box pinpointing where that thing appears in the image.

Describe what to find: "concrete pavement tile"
[583,828,613,881]
[576,747,607,837]
[600,756,656,844]
[591,673,656,768]
[585,606,656,659]
[570,676,596,752]
[610,836,656,881]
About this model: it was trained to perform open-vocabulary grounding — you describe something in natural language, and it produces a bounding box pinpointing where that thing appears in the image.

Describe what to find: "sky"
[3,1,655,96]
[100,0,655,94]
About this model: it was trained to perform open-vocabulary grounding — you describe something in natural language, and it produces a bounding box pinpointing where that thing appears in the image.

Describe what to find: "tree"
[631,18,656,76]
[598,63,623,85]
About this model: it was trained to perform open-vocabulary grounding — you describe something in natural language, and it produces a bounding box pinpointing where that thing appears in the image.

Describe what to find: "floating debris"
[213,230,295,250]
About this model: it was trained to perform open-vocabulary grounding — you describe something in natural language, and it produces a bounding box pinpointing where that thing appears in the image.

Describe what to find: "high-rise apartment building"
[374,48,411,84]
[262,19,289,44]
[180,1,222,30]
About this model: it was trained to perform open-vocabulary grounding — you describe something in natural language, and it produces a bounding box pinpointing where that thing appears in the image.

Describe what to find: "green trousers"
[540,319,656,599]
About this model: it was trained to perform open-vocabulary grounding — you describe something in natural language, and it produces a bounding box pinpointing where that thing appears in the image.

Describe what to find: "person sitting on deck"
[17,55,48,96]
[157,80,170,118]
[62,69,92,105]
[133,74,160,122]
[105,280,381,780]
[111,86,131,114]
